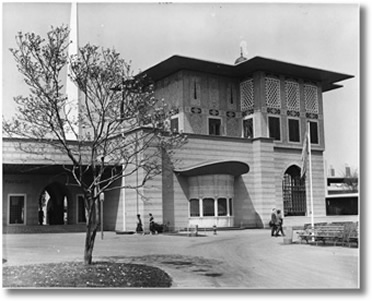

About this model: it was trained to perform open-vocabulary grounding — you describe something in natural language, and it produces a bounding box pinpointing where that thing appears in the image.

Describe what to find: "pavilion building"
[2,53,355,233]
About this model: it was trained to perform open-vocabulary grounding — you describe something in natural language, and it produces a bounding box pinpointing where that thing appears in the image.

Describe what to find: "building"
[2,53,355,233]
[326,167,358,216]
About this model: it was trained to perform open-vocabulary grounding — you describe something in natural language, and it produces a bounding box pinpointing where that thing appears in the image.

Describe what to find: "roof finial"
[235,41,248,64]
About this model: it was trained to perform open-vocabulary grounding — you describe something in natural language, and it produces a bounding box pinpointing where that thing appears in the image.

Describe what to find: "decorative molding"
[226,111,236,118]
[191,107,202,114]
[287,110,300,117]
[209,109,219,116]
[267,108,281,115]
[306,113,318,119]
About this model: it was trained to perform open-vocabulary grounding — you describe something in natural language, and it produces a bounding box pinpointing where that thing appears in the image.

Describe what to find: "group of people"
[270,208,285,237]
[136,213,157,235]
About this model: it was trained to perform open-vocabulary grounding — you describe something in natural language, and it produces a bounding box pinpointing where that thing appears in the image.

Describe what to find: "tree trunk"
[83,191,100,265]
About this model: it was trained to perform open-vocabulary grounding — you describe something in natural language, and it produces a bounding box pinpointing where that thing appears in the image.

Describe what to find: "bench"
[343,222,359,247]
[297,222,358,247]
[297,224,344,245]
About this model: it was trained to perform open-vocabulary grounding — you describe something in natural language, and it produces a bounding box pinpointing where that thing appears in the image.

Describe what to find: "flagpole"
[66,1,79,140]
[307,121,314,229]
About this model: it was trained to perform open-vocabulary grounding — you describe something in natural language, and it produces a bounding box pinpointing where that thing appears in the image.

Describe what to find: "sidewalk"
[2,229,359,288]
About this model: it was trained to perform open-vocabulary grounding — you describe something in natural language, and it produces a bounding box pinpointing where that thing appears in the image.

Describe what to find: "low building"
[3,54,355,233]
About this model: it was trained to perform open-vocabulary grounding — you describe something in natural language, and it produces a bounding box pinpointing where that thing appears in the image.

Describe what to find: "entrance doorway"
[39,182,69,225]
[282,165,306,216]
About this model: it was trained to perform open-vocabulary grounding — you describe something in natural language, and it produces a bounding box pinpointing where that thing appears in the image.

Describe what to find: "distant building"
[326,166,358,216]
[3,53,355,233]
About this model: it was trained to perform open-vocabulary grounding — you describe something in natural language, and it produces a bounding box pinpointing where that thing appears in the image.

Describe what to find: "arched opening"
[282,165,306,217]
[39,182,70,225]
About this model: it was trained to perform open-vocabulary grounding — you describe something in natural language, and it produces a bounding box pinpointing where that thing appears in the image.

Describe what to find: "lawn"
[3,261,172,288]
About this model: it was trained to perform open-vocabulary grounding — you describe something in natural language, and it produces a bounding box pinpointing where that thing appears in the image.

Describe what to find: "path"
[2,229,359,288]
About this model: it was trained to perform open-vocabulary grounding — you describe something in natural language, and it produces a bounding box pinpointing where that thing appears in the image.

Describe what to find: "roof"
[142,55,353,92]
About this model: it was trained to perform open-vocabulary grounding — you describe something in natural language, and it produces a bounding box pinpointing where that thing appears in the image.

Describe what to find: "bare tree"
[3,25,186,265]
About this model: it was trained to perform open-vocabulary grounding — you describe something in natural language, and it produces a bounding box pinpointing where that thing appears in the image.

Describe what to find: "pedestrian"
[149,213,155,234]
[270,208,278,237]
[275,209,285,236]
[136,214,143,234]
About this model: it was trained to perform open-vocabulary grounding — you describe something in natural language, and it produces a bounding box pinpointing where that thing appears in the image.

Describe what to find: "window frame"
[288,117,301,143]
[189,198,200,217]
[8,194,26,225]
[170,115,179,133]
[267,115,281,141]
[242,115,254,139]
[229,198,233,217]
[208,116,223,136]
[309,120,320,145]
[202,198,215,217]
[217,198,228,216]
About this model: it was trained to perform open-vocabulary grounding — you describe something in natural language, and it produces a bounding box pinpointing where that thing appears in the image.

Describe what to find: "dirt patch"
[3,261,172,288]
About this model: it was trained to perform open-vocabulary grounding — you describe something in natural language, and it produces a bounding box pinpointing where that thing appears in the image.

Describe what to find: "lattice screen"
[265,77,281,109]
[240,79,254,111]
[304,84,319,113]
[285,80,300,111]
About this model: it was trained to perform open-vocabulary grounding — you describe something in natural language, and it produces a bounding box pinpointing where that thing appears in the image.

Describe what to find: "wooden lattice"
[265,77,281,109]
[240,79,254,111]
[304,84,319,114]
[285,80,300,111]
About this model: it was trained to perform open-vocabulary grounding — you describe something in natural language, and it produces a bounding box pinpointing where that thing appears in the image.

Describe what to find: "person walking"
[136,214,143,234]
[149,213,155,235]
[270,208,278,237]
[275,209,285,236]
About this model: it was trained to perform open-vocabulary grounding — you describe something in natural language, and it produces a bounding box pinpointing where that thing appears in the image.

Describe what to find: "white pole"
[308,122,314,229]
[66,1,79,140]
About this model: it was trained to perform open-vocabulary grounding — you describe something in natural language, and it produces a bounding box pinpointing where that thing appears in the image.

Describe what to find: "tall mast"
[65,1,79,140]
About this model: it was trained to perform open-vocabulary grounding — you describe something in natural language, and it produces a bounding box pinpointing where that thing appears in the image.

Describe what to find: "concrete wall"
[3,173,82,228]
[133,134,328,230]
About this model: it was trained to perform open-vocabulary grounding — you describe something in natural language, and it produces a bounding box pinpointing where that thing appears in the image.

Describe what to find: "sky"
[1,1,360,176]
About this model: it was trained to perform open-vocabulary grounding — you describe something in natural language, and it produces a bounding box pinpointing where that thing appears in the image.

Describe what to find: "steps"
[3,224,86,234]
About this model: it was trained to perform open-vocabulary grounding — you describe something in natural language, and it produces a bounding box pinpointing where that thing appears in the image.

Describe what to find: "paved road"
[2,229,359,288]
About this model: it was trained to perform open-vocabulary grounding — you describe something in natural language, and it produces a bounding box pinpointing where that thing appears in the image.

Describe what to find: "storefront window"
[217,198,227,216]
[203,198,215,216]
[189,199,200,217]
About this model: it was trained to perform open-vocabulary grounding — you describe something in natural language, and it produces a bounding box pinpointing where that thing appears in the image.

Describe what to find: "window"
[288,119,300,142]
[217,198,227,216]
[304,84,319,114]
[265,76,281,109]
[203,198,215,216]
[9,195,25,224]
[170,117,179,133]
[189,199,200,217]
[209,118,221,136]
[268,116,281,141]
[77,195,86,223]
[240,78,254,112]
[285,80,300,111]
[310,121,319,144]
[243,118,253,138]
[229,198,233,216]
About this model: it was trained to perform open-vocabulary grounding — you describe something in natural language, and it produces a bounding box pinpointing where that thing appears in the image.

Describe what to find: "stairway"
[3,224,86,234]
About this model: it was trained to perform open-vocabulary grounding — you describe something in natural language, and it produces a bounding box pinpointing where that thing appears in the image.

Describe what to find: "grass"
[3,261,172,288]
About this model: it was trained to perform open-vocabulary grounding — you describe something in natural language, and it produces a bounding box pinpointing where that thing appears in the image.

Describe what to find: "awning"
[174,160,249,177]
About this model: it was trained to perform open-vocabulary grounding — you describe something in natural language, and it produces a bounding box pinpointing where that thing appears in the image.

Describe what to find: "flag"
[300,125,309,178]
